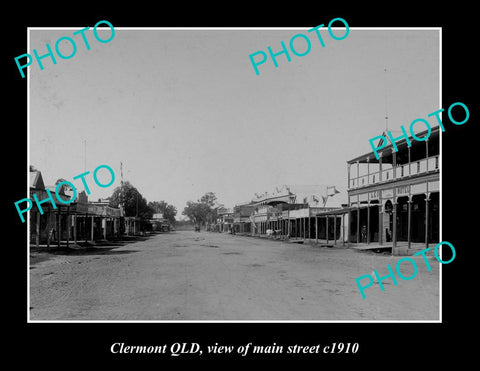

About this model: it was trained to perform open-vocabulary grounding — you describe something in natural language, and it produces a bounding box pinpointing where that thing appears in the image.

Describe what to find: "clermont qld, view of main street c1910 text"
[28,26,440,321]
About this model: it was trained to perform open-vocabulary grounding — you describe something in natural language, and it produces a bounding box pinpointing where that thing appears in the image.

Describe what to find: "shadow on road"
[48,247,140,256]
[30,246,139,262]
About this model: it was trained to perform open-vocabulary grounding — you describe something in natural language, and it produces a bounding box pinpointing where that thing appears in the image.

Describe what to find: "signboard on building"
[411,182,427,195]
[289,208,310,218]
[88,204,103,215]
[396,185,411,196]
[382,189,393,199]
[369,190,379,200]
[105,206,122,217]
[429,180,439,192]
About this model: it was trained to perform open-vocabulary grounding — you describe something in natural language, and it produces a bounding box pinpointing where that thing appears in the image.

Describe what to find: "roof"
[251,184,347,208]
[30,171,45,190]
[348,125,440,164]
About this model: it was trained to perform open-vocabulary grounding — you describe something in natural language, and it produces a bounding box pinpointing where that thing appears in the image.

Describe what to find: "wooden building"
[29,170,77,248]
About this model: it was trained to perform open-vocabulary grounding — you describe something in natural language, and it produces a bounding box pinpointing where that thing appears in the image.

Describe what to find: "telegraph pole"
[384,67,389,131]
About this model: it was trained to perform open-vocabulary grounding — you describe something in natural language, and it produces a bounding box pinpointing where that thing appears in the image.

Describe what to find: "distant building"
[248,185,348,244]
[215,206,233,232]
[233,203,255,234]
[88,199,123,240]
[151,213,170,232]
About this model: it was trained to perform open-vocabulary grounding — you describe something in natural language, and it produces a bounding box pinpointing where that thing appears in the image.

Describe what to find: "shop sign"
[381,189,393,199]
[396,185,410,196]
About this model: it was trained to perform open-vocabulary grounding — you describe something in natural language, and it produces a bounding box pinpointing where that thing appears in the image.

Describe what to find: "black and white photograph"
[8,5,473,364]
[26,26,440,322]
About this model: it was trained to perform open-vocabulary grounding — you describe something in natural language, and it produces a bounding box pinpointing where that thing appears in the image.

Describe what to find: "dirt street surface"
[29,231,439,321]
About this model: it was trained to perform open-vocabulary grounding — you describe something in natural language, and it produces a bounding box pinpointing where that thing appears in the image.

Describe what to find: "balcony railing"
[349,156,439,189]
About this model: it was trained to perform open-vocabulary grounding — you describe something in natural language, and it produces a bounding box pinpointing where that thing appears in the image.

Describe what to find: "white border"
[27,26,442,324]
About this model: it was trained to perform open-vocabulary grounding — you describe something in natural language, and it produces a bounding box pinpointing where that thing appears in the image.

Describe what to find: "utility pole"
[384,67,389,132]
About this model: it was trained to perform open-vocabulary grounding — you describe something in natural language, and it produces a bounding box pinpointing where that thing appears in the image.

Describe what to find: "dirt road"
[29,230,439,321]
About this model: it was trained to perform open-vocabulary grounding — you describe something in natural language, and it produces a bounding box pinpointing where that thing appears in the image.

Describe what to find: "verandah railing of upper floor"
[349,155,439,190]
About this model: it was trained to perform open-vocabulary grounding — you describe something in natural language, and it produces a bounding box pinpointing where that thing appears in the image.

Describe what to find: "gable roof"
[30,171,45,190]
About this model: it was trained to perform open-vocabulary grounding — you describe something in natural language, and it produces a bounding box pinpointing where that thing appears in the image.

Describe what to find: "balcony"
[349,155,439,190]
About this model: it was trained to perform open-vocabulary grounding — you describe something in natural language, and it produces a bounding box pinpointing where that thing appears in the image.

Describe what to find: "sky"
[29,27,440,217]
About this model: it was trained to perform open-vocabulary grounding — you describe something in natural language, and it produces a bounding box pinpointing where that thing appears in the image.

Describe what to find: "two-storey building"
[347,126,440,255]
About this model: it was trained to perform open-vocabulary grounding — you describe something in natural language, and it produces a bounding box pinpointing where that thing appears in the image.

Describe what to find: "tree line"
[107,182,219,227]
[182,191,218,227]
[108,181,177,224]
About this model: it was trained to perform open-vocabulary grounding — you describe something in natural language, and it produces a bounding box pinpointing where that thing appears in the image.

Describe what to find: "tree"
[182,201,209,225]
[182,192,218,227]
[200,192,217,207]
[109,181,153,219]
[148,201,177,224]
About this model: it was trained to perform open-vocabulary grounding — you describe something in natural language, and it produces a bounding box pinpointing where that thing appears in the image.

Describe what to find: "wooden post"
[425,139,429,171]
[287,210,291,238]
[367,204,370,245]
[91,215,94,241]
[66,206,70,248]
[357,209,360,243]
[342,213,345,246]
[36,211,40,248]
[47,212,51,248]
[425,193,430,249]
[392,201,397,251]
[379,153,383,181]
[315,215,318,243]
[379,205,383,246]
[334,215,337,245]
[326,216,329,244]
[308,208,311,243]
[103,218,107,240]
[367,157,370,185]
[407,197,412,249]
[408,147,411,175]
[57,211,61,248]
[393,151,397,179]
[74,214,77,244]
[303,216,305,240]
[347,208,351,248]
[85,214,88,243]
